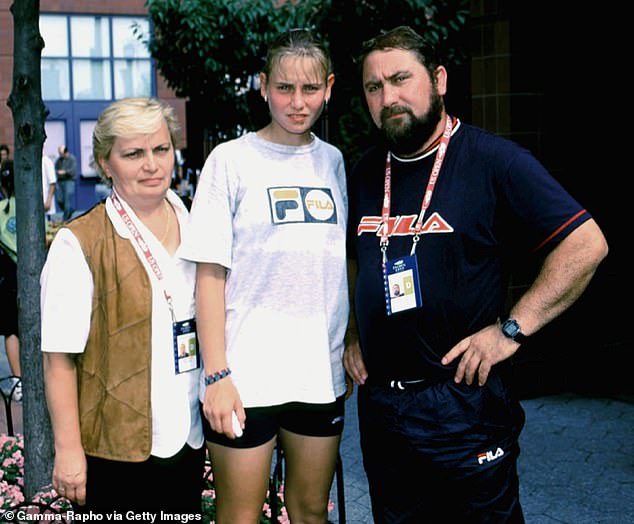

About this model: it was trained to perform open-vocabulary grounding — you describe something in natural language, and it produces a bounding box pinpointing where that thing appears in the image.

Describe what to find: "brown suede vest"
[68,203,153,461]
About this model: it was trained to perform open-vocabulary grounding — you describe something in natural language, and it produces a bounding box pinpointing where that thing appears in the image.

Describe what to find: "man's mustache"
[381,106,413,122]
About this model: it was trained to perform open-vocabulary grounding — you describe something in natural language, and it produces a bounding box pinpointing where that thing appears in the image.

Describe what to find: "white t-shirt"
[40,189,203,458]
[42,155,56,216]
[180,132,349,407]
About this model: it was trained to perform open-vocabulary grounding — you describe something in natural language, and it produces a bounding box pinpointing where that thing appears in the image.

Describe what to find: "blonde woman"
[41,97,204,513]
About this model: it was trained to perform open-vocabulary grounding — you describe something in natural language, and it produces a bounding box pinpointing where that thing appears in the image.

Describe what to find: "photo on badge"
[385,256,423,315]
[388,271,417,313]
[173,319,200,373]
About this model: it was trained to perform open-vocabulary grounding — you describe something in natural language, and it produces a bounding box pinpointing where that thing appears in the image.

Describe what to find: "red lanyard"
[380,114,453,262]
[110,193,175,316]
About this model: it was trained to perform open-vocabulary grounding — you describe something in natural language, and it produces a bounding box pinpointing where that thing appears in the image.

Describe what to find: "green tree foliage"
[142,0,326,145]
[142,0,469,167]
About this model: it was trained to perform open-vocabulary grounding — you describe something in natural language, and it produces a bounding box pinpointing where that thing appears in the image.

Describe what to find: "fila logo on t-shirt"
[268,186,337,225]
[477,447,505,465]
[357,212,453,237]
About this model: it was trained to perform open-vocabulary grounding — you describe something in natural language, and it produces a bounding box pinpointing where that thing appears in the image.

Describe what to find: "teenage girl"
[181,29,348,523]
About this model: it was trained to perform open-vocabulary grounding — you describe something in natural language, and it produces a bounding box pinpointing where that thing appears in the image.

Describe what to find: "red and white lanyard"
[110,193,175,319]
[380,114,453,263]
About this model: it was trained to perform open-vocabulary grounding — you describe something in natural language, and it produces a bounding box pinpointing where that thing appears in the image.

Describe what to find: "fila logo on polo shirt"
[268,186,337,225]
[477,447,505,465]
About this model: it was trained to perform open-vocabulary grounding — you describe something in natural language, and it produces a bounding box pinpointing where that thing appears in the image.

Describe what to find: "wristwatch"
[501,318,528,344]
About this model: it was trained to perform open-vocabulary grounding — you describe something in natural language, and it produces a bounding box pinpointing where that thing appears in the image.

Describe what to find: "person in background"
[180,29,348,524]
[0,159,21,401]
[54,145,77,220]
[0,144,9,168]
[41,97,204,514]
[42,151,57,220]
[3,143,57,220]
[344,25,608,523]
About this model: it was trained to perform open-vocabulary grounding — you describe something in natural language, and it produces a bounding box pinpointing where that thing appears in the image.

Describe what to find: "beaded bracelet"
[204,368,232,386]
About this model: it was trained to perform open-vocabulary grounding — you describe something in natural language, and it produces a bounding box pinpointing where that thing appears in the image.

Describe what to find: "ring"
[59,487,66,493]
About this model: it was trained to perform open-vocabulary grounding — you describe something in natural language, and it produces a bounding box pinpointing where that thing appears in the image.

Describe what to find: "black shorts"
[202,396,345,449]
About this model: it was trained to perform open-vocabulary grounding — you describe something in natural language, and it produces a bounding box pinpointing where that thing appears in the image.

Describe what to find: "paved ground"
[2,337,632,523]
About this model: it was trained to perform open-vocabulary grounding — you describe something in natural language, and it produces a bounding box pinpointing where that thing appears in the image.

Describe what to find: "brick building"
[0,0,185,211]
[469,1,628,396]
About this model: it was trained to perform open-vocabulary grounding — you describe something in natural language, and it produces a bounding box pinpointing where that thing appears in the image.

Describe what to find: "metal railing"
[0,374,21,436]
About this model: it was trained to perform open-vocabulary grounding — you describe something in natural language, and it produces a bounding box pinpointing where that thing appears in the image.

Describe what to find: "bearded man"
[343,25,608,524]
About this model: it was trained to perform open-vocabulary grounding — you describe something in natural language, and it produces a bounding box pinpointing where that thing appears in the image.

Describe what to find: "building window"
[41,15,70,100]
[40,14,152,101]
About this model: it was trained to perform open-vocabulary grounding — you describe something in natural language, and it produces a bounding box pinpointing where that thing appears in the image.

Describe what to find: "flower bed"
[0,434,329,523]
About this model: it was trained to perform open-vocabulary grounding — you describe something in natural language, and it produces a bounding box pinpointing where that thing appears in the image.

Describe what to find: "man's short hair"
[357,25,440,76]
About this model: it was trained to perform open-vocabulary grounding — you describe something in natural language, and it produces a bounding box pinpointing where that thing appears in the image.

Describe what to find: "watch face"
[502,319,521,338]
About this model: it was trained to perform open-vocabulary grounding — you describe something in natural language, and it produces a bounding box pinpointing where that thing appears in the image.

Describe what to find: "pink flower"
[6,484,24,503]
[278,506,290,524]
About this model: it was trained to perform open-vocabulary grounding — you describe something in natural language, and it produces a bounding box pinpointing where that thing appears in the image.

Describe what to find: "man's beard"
[379,89,444,156]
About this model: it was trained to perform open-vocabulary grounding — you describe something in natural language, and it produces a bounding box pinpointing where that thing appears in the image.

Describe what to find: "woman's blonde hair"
[92,97,180,185]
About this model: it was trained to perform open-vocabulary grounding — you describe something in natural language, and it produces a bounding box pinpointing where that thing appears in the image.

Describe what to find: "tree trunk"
[7,0,54,499]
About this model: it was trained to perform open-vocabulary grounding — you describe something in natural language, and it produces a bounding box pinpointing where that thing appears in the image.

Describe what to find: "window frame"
[40,13,154,102]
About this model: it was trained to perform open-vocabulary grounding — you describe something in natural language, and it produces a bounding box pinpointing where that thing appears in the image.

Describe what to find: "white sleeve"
[40,228,93,353]
[178,147,234,268]
[44,156,57,184]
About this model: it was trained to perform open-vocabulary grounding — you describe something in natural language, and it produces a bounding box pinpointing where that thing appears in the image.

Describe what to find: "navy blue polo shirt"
[348,120,590,381]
